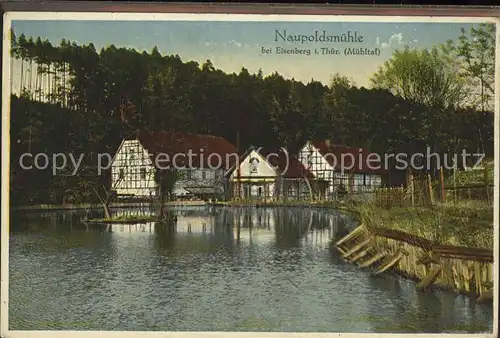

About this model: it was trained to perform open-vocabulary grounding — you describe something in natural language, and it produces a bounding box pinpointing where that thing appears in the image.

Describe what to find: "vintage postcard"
[1,8,498,338]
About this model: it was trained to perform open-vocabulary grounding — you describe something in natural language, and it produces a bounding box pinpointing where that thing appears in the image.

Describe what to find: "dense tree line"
[8,24,494,205]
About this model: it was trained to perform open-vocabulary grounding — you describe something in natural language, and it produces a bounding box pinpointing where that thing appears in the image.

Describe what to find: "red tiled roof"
[259,148,316,179]
[132,130,238,169]
[310,141,387,174]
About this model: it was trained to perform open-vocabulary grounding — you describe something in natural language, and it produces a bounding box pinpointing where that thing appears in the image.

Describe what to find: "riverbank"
[335,200,494,302]
[214,200,342,208]
[11,200,207,211]
[12,198,343,211]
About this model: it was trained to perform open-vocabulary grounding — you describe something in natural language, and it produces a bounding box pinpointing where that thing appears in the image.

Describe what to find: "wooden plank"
[342,238,372,258]
[349,246,372,263]
[336,244,347,255]
[335,225,364,247]
[477,289,493,303]
[359,252,386,268]
[434,253,493,263]
[416,265,442,291]
[373,251,403,275]
[432,245,493,256]
[474,262,483,295]
[371,227,433,248]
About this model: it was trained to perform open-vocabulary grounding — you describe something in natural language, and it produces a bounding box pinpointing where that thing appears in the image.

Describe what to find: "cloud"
[226,40,242,48]
[377,32,404,49]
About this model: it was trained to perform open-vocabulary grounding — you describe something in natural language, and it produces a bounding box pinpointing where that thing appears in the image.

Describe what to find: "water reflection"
[9,206,493,332]
[103,207,348,249]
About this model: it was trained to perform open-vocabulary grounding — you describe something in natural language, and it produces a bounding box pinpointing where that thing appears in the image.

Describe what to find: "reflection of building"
[175,214,215,233]
[225,146,328,200]
[110,223,155,233]
[107,207,350,248]
[110,130,237,200]
[297,140,387,197]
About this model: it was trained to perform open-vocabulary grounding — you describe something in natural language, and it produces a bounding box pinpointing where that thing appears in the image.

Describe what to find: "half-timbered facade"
[110,130,237,200]
[225,146,328,201]
[297,140,387,197]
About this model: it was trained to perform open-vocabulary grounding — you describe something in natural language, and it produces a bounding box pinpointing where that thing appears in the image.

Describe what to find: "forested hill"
[8,25,495,205]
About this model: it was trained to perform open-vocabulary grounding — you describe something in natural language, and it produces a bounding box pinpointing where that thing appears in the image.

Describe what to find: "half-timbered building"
[110,130,237,200]
[297,140,388,197]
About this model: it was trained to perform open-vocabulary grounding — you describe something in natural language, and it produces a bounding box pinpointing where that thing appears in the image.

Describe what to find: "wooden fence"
[370,176,493,208]
[335,224,493,302]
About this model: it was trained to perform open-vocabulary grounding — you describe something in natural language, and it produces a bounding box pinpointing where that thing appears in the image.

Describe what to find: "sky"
[9,20,483,90]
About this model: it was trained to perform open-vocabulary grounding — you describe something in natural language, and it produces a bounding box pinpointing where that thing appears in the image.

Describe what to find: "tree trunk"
[34,64,39,101]
[29,60,33,95]
[103,201,111,219]
[156,186,166,220]
[47,63,51,102]
[62,63,66,107]
[10,52,14,94]
[158,198,165,220]
[20,58,24,93]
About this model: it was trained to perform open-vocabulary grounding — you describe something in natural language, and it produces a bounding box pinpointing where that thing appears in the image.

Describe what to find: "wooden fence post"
[484,166,490,204]
[440,167,446,202]
[410,174,415,207]
[453,167,457,204]
[427,174,434,205]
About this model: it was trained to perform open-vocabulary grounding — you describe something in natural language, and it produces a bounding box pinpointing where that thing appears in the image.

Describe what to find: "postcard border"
[1,8,499,338]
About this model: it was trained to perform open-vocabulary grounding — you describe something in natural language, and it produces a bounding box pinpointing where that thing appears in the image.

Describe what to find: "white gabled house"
[297,140,387,197]
[225,146,328,200]
[110,130,237,200]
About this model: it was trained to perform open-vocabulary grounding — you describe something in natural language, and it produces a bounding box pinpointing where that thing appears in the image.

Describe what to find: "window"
[119,169,125,180]
[306,152,312,161]
[140,168,146,180]
[249,157,259,173]
[186,170,192,179]
[202,170,207,179]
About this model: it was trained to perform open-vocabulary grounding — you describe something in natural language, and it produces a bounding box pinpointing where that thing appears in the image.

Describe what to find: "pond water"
[9,206,493,333]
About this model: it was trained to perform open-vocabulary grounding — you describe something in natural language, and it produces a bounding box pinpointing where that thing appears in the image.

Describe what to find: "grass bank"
[347,200,493,249]
[217,199,343,208]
